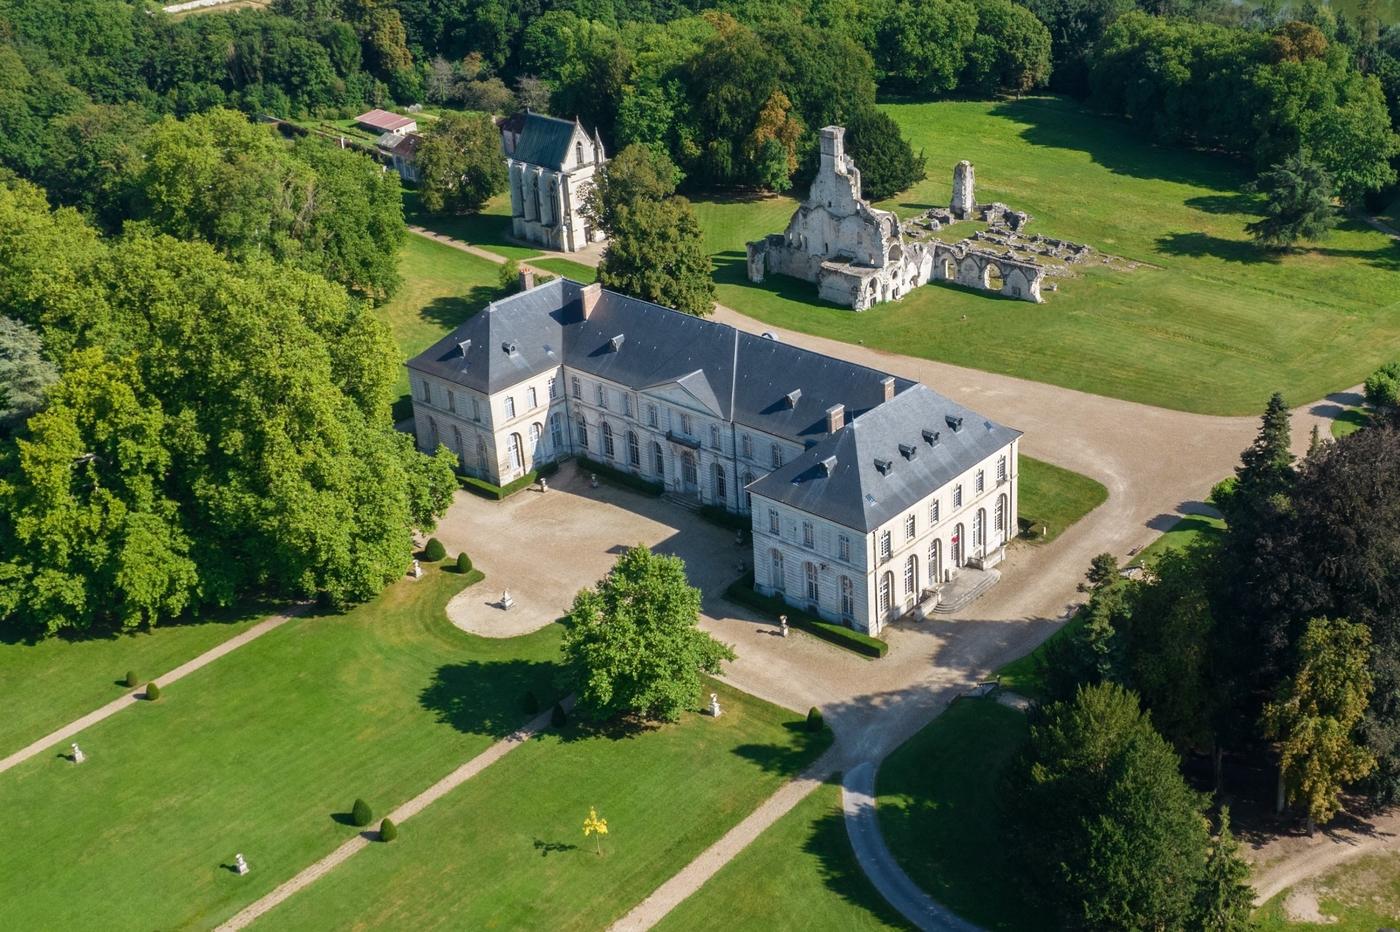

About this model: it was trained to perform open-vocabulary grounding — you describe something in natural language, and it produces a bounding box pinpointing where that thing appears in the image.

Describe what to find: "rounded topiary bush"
[379,817,398,842]
[551,702,568,728]
[124,670,139,688]
[523,690,540,715]
[806,707,824,733]
[456,552,472,574]
[351,797,373,827]
[146,682,161,701]
[423,538,446,561]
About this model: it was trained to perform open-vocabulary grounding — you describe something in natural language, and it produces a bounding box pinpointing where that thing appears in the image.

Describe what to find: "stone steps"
[932,568,1001,614]
[662,492,701,513]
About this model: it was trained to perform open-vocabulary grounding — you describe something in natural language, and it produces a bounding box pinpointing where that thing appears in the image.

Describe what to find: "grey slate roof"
[406,280,1019,530]
[747,385,1022,532]
[511,113,580,170]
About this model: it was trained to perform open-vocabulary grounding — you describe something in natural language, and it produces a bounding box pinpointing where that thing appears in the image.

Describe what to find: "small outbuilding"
[355,108,417,136]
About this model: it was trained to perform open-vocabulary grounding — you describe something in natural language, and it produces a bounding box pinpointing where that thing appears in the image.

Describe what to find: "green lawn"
[0,605,269,757]
[0,565,564,930]
[877,698,1037,930]
[1331,406,1371,438]
[656,779,910,932]
[1131,512,1226,567]
[1017,456,1108,544]
[703,97,1400,416]
[533,256,599,283]
[994,615,1081,703]
[403,189,543,261]
[254,681,832,930]
[379,233,505,415]
[1256,850,1400,930]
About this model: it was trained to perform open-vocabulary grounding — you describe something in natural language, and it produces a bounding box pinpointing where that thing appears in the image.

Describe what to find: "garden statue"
[234,853,249,875]
[590,473,599,489]
[780,615,789,638]
[501,590,515,610]
[70,742,85,764]
[709,693,722,717]
[539,476,549,493]
[411,559,422,579]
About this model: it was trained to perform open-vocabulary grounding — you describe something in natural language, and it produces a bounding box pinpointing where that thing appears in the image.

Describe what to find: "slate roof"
[510,112,581,170]
[747,385,1022,532]
[406,280,1018,530]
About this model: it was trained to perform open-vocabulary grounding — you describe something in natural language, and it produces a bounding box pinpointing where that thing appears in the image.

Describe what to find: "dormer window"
[874,458,892,475]
[503,341,518,356]
[609,334,625,352]
[819,455,837,476]
[899,443,917,460]
[784,389,802,409]
[922,429,940,446]
[457,339,471,358]
[946,415,963,432]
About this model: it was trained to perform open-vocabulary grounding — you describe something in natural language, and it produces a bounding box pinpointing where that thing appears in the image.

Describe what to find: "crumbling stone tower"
[951,160,975,219]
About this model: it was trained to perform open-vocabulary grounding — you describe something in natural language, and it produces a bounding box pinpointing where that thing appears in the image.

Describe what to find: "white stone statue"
[780,615,789,638]
[234,853,249,875]
[70,742,85,764]
[590,473,599,489]
[709,693,722,718]
[501,590,515,610]
[411,559,422,579]
[539,476,549,493]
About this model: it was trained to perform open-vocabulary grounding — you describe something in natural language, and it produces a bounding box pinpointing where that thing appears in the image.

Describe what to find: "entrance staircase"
[932,567,1001,614]
[663,492,701,513]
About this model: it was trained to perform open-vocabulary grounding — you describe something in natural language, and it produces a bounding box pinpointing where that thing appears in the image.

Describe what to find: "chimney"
[519,267,535,291]
[880,377,895,402]
[581,282,602,320]
[826,403,845,433]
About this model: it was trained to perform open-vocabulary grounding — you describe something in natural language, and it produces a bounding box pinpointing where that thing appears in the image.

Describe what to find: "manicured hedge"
[423,537,446,561]
[577,456,664,496]
[351,798,373,827]
[461,461,560,501]
[724,574,888,658]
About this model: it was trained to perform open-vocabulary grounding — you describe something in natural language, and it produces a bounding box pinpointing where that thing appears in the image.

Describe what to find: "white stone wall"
[751,498,872,633]
[506,124,605,253]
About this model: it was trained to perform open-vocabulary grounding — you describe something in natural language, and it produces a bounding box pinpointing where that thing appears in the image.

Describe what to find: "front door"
[681,451,698,496]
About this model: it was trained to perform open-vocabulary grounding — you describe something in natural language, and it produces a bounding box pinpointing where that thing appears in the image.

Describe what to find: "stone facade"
[499,112,606,253]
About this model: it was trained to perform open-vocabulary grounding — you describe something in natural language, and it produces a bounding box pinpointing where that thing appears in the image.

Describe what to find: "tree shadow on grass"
[731,724,834,776]
[0,598,283,648]
[1185,192,1263,216]
[419,660,562,739]
[1154,232,1281,265]
[417,284,503,335]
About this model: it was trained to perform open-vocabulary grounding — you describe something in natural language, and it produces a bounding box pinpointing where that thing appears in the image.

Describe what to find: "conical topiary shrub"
[423,538,446,561]
[146,682,161,701]
[806,707,824,733]
[124,670,139,688]
[456,552,472,574]
[351,797,373,827]
[379,817,398,842]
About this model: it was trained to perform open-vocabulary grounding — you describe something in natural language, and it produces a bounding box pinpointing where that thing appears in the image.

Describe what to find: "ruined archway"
[986,263,1005,293]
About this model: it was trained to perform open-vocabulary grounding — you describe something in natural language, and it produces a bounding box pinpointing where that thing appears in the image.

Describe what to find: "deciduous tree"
[416,111,507,214]
[597,196,715,317]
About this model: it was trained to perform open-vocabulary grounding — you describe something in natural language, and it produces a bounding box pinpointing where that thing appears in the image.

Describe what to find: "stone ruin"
[745,128,1117,311]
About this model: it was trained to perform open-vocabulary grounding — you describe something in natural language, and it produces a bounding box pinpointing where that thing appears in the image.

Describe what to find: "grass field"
[702,97,1400,416]
[0,565,565,930]
[533,256,599,283]
[1131,512,1226,567]
[994,615,1080,702]
[1017,456,1107,544]
[254,681,833,930]
[404,190,542,261]
[1256,849,1400,929]
[379,233,505,416]
[876,697,1036,929]
[655,779,909,932]
[0,605,269,757]
[1331,406,1371,438]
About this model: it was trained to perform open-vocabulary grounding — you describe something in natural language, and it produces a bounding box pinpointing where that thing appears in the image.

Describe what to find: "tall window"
[997,455,1007,482]
[803,521,814,548]
[529,422,542,451]
[550,413,564,450]
[904,554,917,595]
[596,384,607,408]
[879,573,893,614]
[527,387,538,409]
[710,425,721,450]
[974,510,985,548]
[476,435,487,471]
[419,380,430,402]
[976,469,985,494]
[472,396,480,421]
[602,421,615,458]
[769,509,780,535]
[680,413,692,435]
[929,499,940,525]
[840,576,854,618]
[447,390,456,413]
[647,404,658,428]
[623,394,632,417]
[575,140,585,165]
[879,530,892,561]
[741,433,752,458]
[714,464,727,502]
[838,534,850,562]
[576,416,588,449]
[571,376,581,399]
[628,430,640,467]
[507,433,522,470]
[743,472,753,511]
[994,495,1006,534]
[954,484,963,509]
[928,540,941,585]
[452,425,464,462]
[504,396,516,419]
[905,513,916,540]
[428,417,439,447]
[805,562,819,601]
[771,444,783,468]
[771,550,785,592]
[548,376,558,401]
[653,442,665,477]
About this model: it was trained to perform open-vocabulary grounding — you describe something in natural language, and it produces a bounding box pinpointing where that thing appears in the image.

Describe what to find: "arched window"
[879,572,893,614]
[743,472,754,511]
[714,463,727,503]
[771,550,785,593]
[995,494,1007,540]
[804,562,819,601]
[928,539,942,586]
[904,554,917,596]
[476,435,487,471]
[974,509,985,550]
[531,175,541,220]
[507,433,523,470]
[653,442,665,478]
[576,415,588,450]
[602,421,615,458]
[452,425,464,464]
[840,576,854,619]
[575,140,585,165]
[627,430,640,468]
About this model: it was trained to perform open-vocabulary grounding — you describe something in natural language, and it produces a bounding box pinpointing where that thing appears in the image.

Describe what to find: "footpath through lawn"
[655,778,910,932]
[0,564,561,930]
[252,681,832,930]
